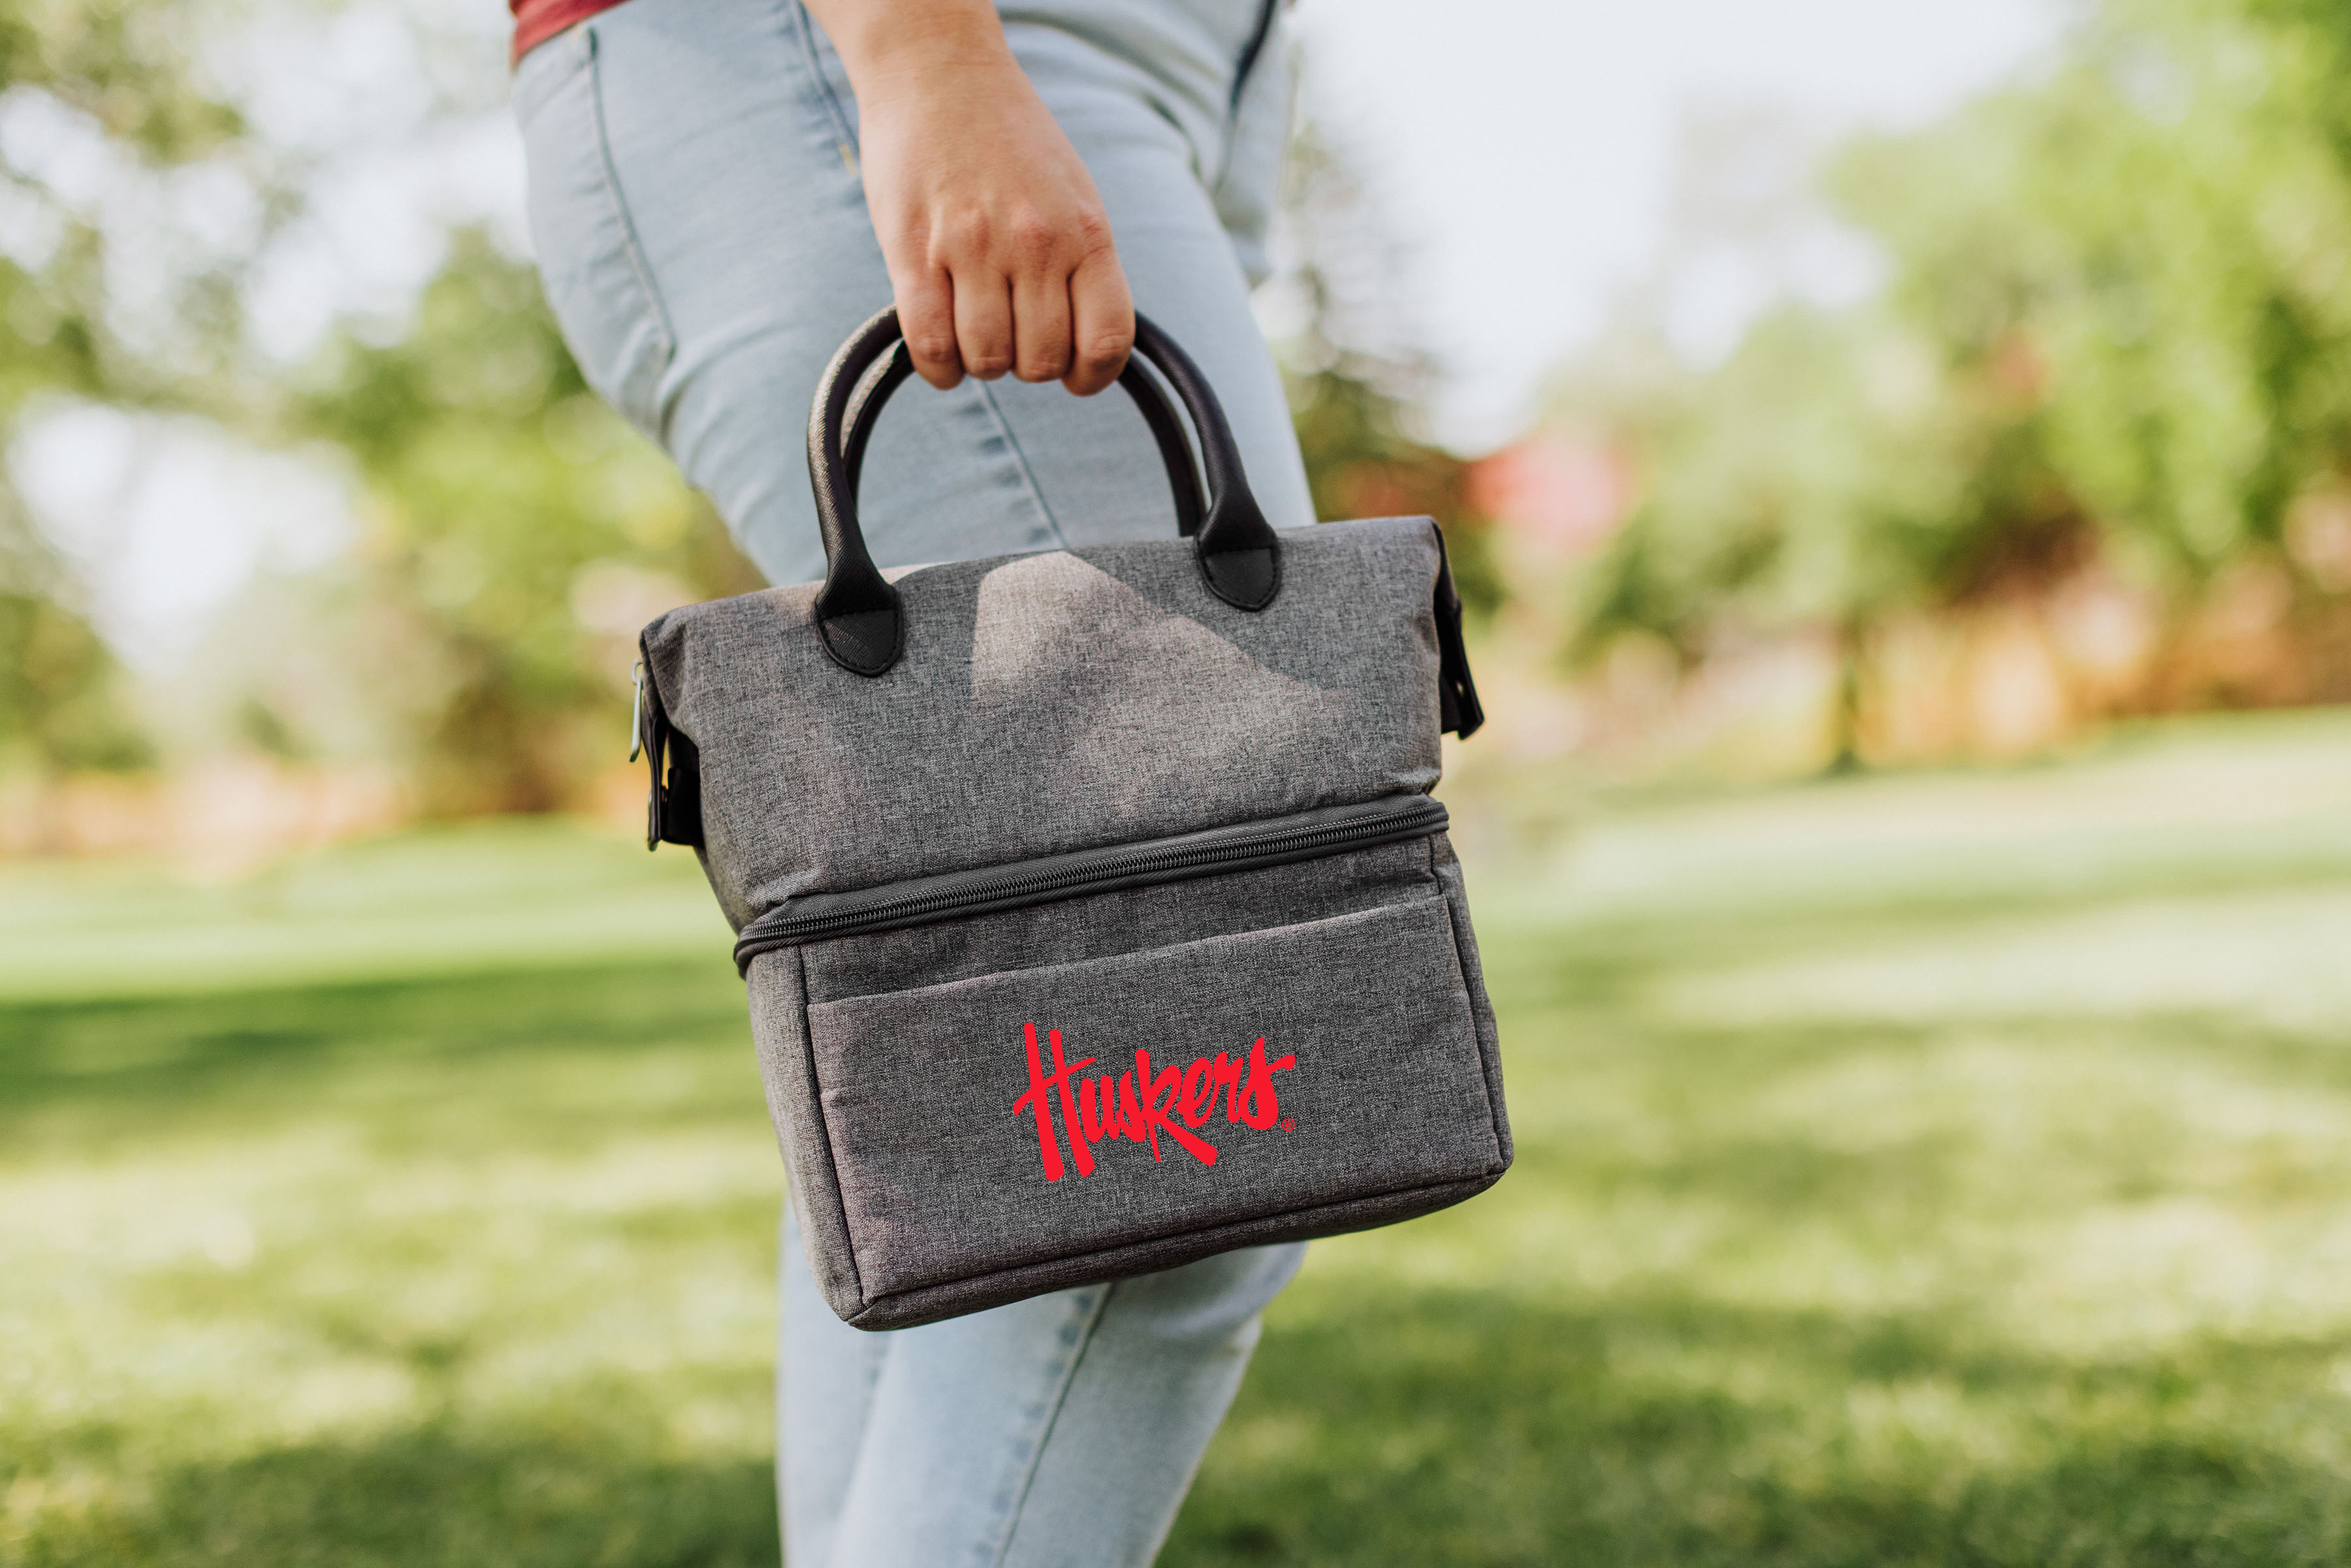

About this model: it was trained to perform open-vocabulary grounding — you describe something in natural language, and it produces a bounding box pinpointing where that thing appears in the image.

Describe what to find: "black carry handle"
[806,306,1282,676]
[839,337,1206,539]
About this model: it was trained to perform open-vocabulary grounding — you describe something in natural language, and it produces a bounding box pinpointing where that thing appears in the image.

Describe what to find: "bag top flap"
[641,514,1448,931]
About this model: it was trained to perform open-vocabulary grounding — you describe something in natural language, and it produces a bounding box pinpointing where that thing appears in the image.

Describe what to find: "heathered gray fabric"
[808,895,1492,1298]
[1431,834,1514,1170]
[673,514,1508,1329]
[745,835,1507,1330]
[797,834,1440,1005]
[643,515,1447,931]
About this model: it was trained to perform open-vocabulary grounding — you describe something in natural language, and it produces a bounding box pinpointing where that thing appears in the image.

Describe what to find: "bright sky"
[1288,0,2063,443]
[14,0,2066,664]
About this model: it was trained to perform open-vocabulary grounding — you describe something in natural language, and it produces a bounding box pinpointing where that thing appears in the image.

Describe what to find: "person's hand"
[807,0,1134,395]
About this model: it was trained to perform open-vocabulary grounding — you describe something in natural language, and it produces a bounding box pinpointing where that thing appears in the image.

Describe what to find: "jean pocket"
[517,24,675,441]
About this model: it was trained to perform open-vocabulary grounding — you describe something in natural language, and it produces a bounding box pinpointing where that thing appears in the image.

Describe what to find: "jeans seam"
[982,1282,1117,1568]
[1213,0,1281,187]
[790,1,861,155]
[581,24,680,436]
[1229,0,1280,116]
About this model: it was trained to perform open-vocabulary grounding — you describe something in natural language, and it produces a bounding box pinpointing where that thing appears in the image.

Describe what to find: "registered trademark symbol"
[1280,1117,1295,1131]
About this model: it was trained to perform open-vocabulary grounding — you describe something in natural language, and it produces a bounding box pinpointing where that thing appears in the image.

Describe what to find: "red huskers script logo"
[1012,1022,1296,1181]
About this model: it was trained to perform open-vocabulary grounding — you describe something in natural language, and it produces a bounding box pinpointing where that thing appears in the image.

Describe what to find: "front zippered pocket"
[733,793,1448,972]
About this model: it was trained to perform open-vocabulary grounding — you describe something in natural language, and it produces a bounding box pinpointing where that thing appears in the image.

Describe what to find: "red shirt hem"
[511,0,632,65]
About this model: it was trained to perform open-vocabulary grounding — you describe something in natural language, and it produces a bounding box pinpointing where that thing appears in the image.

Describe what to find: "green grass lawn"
[10,713,2351,1565]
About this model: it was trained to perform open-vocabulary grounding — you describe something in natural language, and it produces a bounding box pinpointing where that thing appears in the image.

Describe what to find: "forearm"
[799,0,1133,394]
[800,0,1019,107]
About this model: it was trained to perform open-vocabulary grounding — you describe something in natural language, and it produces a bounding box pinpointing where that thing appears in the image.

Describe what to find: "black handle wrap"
[806,306,1281,677]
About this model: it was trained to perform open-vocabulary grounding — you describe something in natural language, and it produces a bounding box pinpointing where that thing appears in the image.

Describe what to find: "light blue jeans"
[515,0,1315,588]
[514,3,1312,1562]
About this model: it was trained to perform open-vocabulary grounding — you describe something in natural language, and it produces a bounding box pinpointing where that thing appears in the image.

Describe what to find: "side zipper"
[732,793,1448,972]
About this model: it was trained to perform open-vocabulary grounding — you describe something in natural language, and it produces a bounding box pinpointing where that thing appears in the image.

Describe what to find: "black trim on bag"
[1430,520,1485,739]
[731,793,1448,972]
[635,643,703,851]
[808,309,1284,676]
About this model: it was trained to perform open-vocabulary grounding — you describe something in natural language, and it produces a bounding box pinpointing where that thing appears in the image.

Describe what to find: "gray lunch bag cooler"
[633,308,1511,1330]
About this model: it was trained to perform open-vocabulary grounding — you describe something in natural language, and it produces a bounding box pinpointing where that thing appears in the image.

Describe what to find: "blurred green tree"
[0,0,257,779]
[1573,303,2084,763]
[1571,0,2351,750]
[284,232,754,814]
[0,0,752,814]
[0,547,152,775]
[1837,0,2351,593]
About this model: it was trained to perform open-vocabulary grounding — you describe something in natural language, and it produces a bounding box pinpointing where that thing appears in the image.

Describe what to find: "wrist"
[816,0,1017,101]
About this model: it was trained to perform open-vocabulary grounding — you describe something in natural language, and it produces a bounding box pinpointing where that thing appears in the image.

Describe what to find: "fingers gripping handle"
[839,341,1204,539]
[805,306,1281,677]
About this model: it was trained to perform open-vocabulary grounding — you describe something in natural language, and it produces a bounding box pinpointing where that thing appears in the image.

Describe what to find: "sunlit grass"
[3,953,778,1567]
[10,714,2351,1564]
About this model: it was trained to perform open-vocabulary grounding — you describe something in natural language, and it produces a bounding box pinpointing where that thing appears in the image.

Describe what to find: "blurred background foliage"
[9,0,2351,831]
[0,0,236,785]
[14,3,2351,1562]
[0,0,759,827]
[278,232,760,814]
[1559,0,2351,767]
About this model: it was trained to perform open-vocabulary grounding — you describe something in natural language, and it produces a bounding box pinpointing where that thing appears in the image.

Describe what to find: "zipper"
[733,793,1447,972]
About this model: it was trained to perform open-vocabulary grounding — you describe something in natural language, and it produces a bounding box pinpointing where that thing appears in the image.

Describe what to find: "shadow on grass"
[18,1420,776,1568]
[0,957,748,1123]
[1168,1284,2351,1568]
[24,1285,2346,1568]
[16,852,2351,1567]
